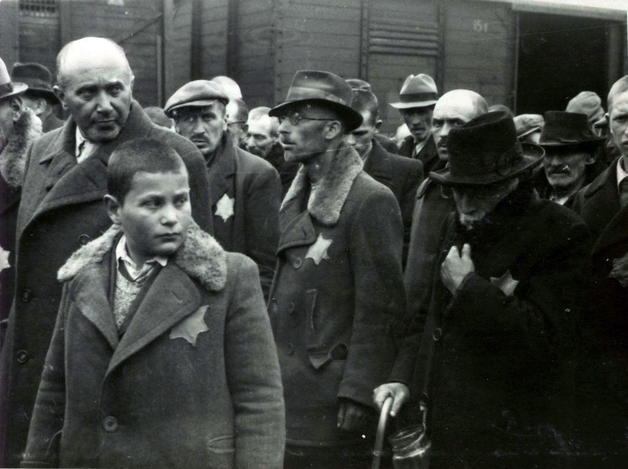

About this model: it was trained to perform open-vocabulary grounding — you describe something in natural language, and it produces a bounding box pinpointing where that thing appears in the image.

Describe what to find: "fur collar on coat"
[58,221,227,292]
[281,142,363,226]
[0,109,43,189]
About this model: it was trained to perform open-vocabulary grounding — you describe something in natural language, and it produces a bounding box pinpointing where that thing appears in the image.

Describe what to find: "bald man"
[374,90,489,413]
[0,37,213,466]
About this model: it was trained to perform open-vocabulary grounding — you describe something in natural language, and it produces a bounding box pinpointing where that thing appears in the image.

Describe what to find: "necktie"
[619,178,628,208]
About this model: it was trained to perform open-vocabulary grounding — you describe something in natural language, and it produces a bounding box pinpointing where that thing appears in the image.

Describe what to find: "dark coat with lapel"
[394,186,591,468]
[207,133,280,299]
[21,223,284,468]
[398,134,442,175]
[268,143,405,446]
[41,114,64,134]
[571,159,628,461]
[0,110,42,348]
[0,101,213,467]
[364,139,424,266]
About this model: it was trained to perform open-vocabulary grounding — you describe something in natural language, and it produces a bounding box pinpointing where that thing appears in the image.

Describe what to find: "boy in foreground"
[21,138,285,468]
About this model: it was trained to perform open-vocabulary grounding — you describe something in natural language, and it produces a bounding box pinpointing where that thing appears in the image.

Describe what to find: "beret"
[164,80,229,117]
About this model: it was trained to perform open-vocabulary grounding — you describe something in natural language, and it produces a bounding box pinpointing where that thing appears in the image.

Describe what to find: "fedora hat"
[430,111,544,187]
[269,70,363,131]
[11,62,59,104]
[0,57,27,102]
[164,80,230,117]
[389,74,438,109]
[539,111,604,148]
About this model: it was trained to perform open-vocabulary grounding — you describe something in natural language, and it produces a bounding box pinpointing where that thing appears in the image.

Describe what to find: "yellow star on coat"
[170,305,209,346]
[0,247,10,273]
[215,194,235,222]
[306,233,332,265]
[490,270,519,296]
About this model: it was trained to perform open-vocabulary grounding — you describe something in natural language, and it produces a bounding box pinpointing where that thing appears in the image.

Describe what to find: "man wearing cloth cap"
[392,74,440,173]
[165,80,280,300]
[535,111,605,206]
[571,75,628,465]
[0,37,213,467]
[11,62,64,133]
[513,113,544,144]
[267,70,405,467]
[375,111,590,468]
[0,58,43,349]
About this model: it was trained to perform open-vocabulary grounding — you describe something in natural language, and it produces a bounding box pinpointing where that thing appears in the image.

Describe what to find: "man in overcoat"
[0,37,213,467]
[571,75,628,466]
[392,74,440,173]
[165,80,281,300]
[375,111,591,468]
[344,88,423,266]
[267,70,405,467]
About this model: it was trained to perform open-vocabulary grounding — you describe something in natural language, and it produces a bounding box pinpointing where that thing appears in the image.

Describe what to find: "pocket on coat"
[304,288,318,347]
[206,434,236,468]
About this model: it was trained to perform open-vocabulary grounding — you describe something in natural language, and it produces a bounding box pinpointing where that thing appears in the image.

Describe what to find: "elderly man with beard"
[536,111,605,206]
[165,81,280,300]
[267,70,405,468]
[0,37,213,467]
[246,106,298,197]
[0,58,42,348]
[375,111,590,468]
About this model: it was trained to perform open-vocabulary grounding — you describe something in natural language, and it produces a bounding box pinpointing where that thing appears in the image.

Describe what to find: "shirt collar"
[115,235,168,280]
[616,156,628,193]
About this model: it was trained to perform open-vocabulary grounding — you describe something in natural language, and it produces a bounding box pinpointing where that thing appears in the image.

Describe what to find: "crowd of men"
[0,36,627,468]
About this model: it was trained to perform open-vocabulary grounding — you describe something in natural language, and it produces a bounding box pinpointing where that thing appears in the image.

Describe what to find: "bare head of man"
[432,90,488,161]
[54,37,134,143]
[246,107,279,158]
[607,75,628,161]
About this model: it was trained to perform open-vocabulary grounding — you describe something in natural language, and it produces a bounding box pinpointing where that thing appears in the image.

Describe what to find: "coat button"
[103,416,118,432]
[287,302,295,314]
[21,289,33,303]
[16,350,30,364]
[78,234,91,245]
[432,328,443,341]
[286,343,294,355]
[293,257,303,269]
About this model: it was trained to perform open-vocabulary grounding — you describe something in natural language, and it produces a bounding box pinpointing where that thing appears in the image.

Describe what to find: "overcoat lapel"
[107,263,201,375]
[278,207,317,254]
[208,137,236,206]
[593,204,628,255]
[364,141,393,183]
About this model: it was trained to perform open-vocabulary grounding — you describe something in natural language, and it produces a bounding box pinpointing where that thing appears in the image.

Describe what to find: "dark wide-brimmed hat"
[539,111,604,148]
[164,80,230,117]
[430,111,544,187]
[389,74,438,109]
[11,62,59,104]
[0,57,28,102]
[269,70,363,131]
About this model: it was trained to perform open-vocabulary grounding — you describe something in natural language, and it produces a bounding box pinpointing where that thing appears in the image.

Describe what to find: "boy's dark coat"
[21,224,285,468]
[268,143,406,446]
[1,101,214,467]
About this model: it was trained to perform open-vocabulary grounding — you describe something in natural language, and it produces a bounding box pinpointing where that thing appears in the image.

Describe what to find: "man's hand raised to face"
[441,243,475,295]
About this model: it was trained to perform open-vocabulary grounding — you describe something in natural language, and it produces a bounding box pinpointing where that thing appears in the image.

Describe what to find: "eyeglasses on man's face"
[277,111,334,126]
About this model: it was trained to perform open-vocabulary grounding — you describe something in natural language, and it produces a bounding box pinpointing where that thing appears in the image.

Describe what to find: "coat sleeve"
[337,188,406,406]
[21,283,71,468]
[243,164,281,301]
[224,254,285,469]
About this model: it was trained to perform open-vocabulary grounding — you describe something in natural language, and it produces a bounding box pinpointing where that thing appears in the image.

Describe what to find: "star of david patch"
[305,233,332,265]
[490,269,519,296]
[170,305,209,346]
[215,194,235,222]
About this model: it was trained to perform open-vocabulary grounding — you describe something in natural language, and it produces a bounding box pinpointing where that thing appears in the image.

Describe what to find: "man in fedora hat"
[165,80,280,300]
[11,62,64,133]
[0,37,213,467]
[267,70,405,467]
[375,111,590,468]
[391,74,440,173]
[570,75,628,465]
[536,111,605,206]
[0,57,42,349]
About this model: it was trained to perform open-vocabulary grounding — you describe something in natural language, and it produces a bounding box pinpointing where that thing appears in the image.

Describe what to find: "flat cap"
[164,80,229,117]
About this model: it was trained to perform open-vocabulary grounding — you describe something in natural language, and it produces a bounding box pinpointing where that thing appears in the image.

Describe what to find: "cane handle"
[372,396,393,469]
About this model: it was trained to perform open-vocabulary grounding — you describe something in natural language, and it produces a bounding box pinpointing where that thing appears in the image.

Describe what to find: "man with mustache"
[267,70,405,468]
[376,111,590,468]
[535,111,605,206]
[0,37,214,467]
[165,80,280,300]
[571,75,628,466]
[393,74,440,173]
